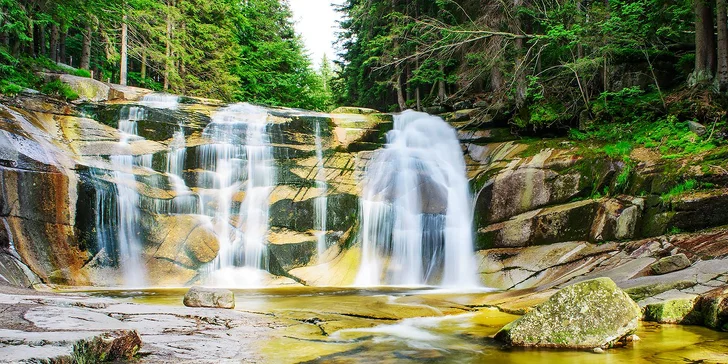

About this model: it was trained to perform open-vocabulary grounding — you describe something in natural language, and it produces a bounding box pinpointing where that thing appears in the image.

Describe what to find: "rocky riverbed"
[0,284,727,363]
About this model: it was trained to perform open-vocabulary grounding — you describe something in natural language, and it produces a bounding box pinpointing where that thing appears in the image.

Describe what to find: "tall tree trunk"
[491,65,504,92]
[50,24,59,62]
[513,0,528,108]
[415,54,421,111]
[32,21,41,57]
[80,25,92,70]
[120,15,128,85]
[59,28,67,64]
[717,0,728,91]
[437,63,447,103]
[693,0,717,85]
[164,1,173,90]
[141,51,147,79]
[39,24,46,56]
[396,65,406,111]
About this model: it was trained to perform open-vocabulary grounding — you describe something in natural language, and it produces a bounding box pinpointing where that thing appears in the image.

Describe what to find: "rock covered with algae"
[494,277,641,349]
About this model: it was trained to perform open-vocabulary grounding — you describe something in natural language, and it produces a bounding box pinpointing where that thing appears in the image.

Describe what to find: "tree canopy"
[0,0,333,110]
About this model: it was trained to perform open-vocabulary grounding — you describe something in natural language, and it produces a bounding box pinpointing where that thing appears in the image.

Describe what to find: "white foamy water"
[314,120,328,260]
[200,104,275,287]
[355,110,479,288]
[94,94,182,287]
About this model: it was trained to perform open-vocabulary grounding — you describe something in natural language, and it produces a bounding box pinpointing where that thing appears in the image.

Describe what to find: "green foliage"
[601,141,633,158]
[661,179,697,202]
[73,69,91,78]
[40,80,79,101]
[1,0,327,108]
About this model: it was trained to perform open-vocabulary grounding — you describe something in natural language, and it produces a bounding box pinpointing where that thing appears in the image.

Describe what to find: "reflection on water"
[69,287,728,364]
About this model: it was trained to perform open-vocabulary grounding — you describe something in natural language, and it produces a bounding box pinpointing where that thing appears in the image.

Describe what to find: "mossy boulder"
[494,277,641,349]
[699,287,728,331]
[644,297,702,324]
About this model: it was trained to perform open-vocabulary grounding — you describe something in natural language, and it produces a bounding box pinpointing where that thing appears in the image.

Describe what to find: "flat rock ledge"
[495,277,641,349]
[183,286,235,309]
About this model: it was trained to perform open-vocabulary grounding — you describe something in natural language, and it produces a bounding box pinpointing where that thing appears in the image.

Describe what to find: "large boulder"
[42,73,112,102]
[183,286,235,309]
[495,277,641,349]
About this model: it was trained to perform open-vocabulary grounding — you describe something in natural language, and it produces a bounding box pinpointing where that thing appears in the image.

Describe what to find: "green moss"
[644,298,701,324]
[73,69,92,78]
[660,179,698,202]
[41,80,79,101]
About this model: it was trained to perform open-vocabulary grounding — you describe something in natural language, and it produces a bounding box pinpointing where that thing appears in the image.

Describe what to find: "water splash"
[355,110,479,287]
[200,104,275,287]
[314,120,328,260]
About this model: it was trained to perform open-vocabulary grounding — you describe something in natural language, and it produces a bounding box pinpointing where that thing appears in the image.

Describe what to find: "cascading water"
[94,93,181,287]
[200,104,276,287]
[314,120,328,260]
[355,110,479,287]
[99,105,147,287]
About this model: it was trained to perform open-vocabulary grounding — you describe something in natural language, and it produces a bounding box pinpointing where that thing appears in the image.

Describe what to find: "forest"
[2,0,728,134]
[0,0,332,110]
[334,0,728,135]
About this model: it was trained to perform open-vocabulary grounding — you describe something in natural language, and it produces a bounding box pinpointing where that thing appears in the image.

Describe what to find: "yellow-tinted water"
[73,287,728,363]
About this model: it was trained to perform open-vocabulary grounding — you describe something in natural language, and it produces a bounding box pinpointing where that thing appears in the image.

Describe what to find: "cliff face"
[0,83,727,292]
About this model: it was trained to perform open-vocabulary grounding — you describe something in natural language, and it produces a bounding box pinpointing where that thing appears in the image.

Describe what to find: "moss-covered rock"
[72,330,142,363]
[644,297,702,324]
[494,277,641,349]
[699,287,728,330]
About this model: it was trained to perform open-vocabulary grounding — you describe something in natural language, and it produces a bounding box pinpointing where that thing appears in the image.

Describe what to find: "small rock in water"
[592,347,605,354]
[183,286,235,309]
[494,277,641,349]
[72,330,142,362]
[651,254,691,275]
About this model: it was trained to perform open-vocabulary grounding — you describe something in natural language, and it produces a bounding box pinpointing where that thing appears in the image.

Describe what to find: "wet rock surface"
[0,287,274,363]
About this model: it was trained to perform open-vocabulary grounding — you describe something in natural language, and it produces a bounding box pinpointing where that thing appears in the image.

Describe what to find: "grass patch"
[40,80,79,101]
[570,114,722,159]
[661,179,697,202]
[73,69,92,78]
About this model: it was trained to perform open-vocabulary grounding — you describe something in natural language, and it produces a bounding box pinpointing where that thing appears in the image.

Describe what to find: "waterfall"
[314,120,328,260]
[201,104,275,287]
[355,110,479,287]
[94,93,180,287]
[102,105,147,287]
